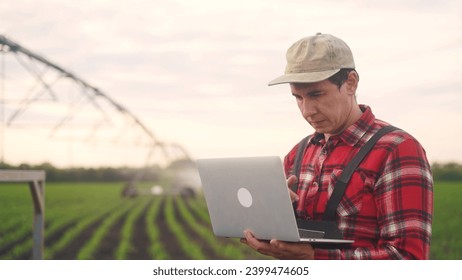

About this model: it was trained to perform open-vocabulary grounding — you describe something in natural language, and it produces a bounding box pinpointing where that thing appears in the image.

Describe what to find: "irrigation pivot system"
[0,34,191,169]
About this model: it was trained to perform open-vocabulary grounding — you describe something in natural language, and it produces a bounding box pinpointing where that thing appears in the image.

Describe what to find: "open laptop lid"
[197,156,304,242]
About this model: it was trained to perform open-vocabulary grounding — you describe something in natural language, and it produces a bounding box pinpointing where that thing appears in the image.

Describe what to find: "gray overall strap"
[290,135,310,194]
[322,125,398,220]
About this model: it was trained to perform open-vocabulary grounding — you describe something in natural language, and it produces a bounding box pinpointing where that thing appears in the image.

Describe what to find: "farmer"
[241,33,433,259]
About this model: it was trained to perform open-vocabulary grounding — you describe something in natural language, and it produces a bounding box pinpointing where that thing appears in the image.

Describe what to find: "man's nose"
[300,99,316,118]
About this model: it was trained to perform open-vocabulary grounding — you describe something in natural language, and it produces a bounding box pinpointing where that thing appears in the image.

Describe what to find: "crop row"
[0,182,265,260]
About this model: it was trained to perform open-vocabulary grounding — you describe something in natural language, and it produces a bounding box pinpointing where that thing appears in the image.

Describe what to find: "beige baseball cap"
[268,33,355,86]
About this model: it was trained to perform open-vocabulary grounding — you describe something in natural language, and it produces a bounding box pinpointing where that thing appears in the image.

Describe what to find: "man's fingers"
[287,175,299,202]
[243,230,273,255]
[289,189,299,202]
[287,175,298,187]
[243,230,261,247]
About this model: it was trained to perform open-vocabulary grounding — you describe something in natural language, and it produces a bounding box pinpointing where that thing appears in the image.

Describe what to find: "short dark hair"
[328,68,358,88]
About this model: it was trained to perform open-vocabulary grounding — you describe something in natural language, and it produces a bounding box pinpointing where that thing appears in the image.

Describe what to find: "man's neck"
[324,104,363,142]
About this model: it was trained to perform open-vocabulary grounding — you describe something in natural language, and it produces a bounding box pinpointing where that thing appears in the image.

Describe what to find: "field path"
[156,199,189,259]
[52,215,109,259]
[128,204,151,259]
[171,197,222,259]
[92,215,126,259]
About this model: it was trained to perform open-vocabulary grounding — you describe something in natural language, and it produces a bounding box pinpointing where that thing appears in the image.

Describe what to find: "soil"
[4,196,259,260]
[156,199,189,259]
[128,206,151,259]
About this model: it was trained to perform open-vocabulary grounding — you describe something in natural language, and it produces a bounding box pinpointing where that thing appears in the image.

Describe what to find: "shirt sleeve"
[314,137,434,260]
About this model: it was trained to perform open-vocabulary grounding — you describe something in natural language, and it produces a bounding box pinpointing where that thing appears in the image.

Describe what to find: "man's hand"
[240,230,315,259]
[287,175,299,203]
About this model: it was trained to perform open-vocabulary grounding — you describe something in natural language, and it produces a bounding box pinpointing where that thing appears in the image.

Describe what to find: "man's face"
[290,77,356,136]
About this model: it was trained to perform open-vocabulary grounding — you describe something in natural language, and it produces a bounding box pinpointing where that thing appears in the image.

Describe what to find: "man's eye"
[309,92,322,97]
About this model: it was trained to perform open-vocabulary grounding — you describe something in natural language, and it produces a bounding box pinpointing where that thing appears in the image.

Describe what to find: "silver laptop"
[196,156,354,244]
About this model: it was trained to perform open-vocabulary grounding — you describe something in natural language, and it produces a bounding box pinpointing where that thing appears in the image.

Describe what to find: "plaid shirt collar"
[310,104,375,147]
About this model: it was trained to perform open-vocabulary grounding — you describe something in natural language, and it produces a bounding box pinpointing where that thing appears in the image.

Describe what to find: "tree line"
[431,162,462,181]
[1,161,462,182]
[0,162,161,182]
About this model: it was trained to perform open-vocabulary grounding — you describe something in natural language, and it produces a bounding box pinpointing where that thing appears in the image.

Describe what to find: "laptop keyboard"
[298,229,325,239]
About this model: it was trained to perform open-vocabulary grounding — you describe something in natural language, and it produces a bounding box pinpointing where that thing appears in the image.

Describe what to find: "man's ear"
[344,71,359,94]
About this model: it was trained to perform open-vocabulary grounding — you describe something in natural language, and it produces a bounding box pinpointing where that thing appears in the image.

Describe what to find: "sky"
[0,0,461,168]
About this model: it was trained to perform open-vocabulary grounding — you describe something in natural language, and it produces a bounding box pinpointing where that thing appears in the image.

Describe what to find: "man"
[241,33,433,259]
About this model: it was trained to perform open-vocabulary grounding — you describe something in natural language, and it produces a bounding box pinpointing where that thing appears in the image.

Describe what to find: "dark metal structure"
[0,34,191,167]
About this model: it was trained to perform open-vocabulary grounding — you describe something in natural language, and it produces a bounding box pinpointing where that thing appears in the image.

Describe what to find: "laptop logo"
[237,187,253,208]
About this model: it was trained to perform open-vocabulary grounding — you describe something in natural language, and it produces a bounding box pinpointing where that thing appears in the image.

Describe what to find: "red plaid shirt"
[284,105,433,259]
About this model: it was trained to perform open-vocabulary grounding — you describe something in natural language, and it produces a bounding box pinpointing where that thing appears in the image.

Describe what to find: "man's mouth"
[309,120,324,126]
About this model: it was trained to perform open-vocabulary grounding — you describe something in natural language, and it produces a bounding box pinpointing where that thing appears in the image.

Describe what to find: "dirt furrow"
[172,197,222,259]
[92,215,125,259]
[128,204,151,259]
[53,216,108,260]
[0,231,32,258]
[156,199,188,259]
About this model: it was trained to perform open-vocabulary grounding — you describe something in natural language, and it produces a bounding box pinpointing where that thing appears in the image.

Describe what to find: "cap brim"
[268,69,341,86]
